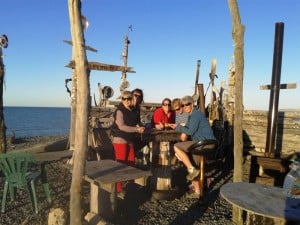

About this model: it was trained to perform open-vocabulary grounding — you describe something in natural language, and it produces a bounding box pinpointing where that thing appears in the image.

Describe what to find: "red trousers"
[113,143,135,192]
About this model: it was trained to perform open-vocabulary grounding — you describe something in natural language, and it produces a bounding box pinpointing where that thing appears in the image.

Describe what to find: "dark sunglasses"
[182,103,192,107]
[122,97,132,101]
[134,94,141,98]
[163,103,171,106]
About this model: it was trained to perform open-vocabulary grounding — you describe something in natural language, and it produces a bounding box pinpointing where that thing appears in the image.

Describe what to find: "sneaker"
[117,191,126,199]
[186,190,200,199]
[186,168,200,181]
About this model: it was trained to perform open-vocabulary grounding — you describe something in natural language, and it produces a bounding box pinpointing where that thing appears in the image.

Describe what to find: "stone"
[48,208,66,225]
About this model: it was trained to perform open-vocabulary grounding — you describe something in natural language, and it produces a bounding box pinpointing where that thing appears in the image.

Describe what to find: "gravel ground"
[1,136,236,225]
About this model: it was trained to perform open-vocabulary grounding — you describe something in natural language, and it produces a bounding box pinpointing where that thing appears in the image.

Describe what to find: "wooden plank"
[107,100,161,109]
[34,150,73,162]
[260,83,297,90]
[63,40,98,52]
[256,157,290,173]
[85,160,151,185]
[66,61,136,73]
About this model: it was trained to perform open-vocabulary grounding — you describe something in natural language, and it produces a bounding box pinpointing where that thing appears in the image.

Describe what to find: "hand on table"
[169,123,177,129]
[136,126,145,133]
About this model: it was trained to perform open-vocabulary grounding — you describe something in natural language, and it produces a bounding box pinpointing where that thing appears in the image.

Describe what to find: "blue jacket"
[176,108,216,141]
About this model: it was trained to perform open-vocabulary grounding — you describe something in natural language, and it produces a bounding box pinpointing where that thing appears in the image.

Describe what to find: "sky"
[1,0,300,110]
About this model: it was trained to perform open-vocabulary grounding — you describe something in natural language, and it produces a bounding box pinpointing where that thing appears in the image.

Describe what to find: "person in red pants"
[110,91,145,193]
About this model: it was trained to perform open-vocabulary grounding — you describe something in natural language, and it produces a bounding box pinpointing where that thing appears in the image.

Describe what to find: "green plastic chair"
[0,153,51,214]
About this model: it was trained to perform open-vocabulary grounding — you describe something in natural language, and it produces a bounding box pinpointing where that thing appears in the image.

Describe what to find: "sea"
[3,107,71,138]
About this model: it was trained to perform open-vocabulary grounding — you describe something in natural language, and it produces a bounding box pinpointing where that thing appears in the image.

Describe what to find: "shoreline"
[7,135,69,153]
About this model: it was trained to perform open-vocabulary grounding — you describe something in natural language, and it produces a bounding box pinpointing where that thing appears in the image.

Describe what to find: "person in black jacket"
[111,91,145,193]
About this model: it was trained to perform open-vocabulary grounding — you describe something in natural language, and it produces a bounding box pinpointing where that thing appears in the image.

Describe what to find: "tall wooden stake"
[68,0,90,224]
[228,0,245,224]
[0,44,7,153]
[265,22,283,157]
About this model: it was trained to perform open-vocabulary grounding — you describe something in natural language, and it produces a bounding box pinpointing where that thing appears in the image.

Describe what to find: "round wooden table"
[142,129,181,200]
[220,182,300,224]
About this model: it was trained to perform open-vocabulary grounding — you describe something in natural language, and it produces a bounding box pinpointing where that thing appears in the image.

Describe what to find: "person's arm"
[152,109,164,130]
[176,112,199,136]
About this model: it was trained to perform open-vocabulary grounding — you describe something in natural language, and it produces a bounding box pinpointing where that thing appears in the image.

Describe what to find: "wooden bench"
[84,160,151,222]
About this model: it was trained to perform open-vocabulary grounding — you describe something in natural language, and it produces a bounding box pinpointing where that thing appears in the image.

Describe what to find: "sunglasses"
[182,103,192,107]
[174,107,181,111]
[134,94,141,98]
[122,97,132,101]
[163,103,171,106]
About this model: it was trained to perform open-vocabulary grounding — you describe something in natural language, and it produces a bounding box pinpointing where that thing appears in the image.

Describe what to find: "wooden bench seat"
[84,160,151,222]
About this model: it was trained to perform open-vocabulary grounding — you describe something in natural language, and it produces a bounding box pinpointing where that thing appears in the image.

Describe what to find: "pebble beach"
[1,136,237,225]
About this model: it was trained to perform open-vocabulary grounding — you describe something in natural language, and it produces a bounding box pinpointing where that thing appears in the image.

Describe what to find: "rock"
[48,208,67,225]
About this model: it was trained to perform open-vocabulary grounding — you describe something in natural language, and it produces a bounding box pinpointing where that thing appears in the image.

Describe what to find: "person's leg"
[113,143,127,162]
[173,145,193,168]
[174,141,199,181]
[127,143,135,167]
[113,143,127,192]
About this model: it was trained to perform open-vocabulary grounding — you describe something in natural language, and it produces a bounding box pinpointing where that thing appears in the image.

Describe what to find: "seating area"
[0,153,51,214]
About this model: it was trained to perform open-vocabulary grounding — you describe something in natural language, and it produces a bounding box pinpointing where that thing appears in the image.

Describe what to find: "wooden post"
[261,22,297,157]
[194,60,201,97]
[208,58,217,125]
[68,1,89,224]
[228,0,245,224]
[0,38,7,153]
[197,84,206,114]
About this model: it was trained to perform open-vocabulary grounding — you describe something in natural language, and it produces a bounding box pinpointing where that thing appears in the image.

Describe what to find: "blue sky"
[1,0,299,110]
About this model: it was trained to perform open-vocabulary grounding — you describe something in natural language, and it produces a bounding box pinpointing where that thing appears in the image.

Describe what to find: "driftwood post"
[68,0,90,224]
[228,0,245,224]
[0,36,8,154]
[261,22,297,157]
[193,60,206,113]
[208,58,217,125]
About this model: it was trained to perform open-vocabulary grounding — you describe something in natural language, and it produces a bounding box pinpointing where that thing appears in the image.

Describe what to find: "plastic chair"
[188,139,218,197]
[0,153,51,214]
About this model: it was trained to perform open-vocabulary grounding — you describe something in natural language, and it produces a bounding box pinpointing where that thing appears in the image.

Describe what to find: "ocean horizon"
[4,106,71,138]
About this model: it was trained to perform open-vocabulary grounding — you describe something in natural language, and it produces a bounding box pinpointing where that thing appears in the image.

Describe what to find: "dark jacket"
[111,103,140,142]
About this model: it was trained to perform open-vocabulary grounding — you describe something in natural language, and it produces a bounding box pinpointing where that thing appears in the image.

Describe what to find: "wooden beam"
[63,40,98,52]
[107,100,160,108]
[66,61,136,73]
[260,83,297,90]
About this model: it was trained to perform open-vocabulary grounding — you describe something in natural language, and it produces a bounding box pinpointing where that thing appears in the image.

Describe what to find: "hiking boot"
[186,168,200,181]
[186,190,201,199]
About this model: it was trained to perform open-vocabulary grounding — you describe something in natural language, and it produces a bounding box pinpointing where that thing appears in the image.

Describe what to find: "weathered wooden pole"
[121,35,129,80]
[228,0,245,224]
[198,84,206,114]
[265,22,284,157]
[194,60,201,96]
[0,35,8,154]
[68,0,89,224]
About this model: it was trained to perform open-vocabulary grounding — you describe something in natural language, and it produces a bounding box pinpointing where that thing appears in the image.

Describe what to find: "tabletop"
[34,150,73,162]
[142,129,181,142]
[85,160,151,185]
[220,182,300,221]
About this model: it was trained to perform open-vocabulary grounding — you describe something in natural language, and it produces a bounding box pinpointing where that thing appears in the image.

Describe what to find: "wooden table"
[34,150,73,162]
[142,129,181,199]
[84,160,151,221]
[220,182,300,224]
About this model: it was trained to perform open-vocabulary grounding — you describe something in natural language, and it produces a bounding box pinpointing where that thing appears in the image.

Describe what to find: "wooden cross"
[260,22,297,157]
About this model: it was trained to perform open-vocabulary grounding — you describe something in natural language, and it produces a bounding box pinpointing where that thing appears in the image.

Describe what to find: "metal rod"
[265,22,284,156]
